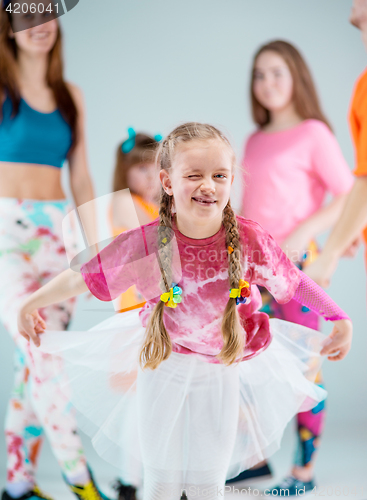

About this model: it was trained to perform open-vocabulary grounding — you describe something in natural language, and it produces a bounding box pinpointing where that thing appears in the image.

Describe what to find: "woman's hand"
[341,236,362,258]
[281,226,311,263]
[303,252,338,288]
[320,319,353,361]
[17,307,46,347]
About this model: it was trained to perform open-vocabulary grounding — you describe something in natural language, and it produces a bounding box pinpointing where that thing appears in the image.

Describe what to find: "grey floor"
[0,420,365,499]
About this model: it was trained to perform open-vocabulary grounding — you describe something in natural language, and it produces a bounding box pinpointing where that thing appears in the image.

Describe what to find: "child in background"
[109,130,160,500]
[110,129,160,313]
[236,40,354,493]
[17,123,352,500]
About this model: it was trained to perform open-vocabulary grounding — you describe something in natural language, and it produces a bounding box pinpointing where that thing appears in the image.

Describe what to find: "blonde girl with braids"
[17,123,352,500]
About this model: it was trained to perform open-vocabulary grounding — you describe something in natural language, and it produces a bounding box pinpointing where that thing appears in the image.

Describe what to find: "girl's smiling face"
[12,13,58,56]
[159,139,234,238]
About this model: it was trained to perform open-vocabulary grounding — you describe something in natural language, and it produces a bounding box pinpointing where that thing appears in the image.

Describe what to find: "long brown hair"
[0,6,78,154]
[140,122,245,370]
[112,133,159,193]
[251,40,332,131]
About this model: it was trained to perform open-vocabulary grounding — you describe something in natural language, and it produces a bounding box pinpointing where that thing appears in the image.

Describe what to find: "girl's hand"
[17,308,47,347]
[320,319,353,361]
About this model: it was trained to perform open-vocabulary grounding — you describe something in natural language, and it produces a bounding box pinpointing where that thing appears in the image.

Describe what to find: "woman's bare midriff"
[0,162,66,200]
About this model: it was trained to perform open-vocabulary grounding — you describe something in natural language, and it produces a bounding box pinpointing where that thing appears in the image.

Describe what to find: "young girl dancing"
[235,40,354,493]
[17,123,352,500]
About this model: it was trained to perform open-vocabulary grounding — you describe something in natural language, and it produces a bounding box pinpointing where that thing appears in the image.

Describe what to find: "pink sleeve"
[292,271,350,321]
[246,221,301,304]
[81,223,181,302]
[310,121,354,195]
[80,228,144,301]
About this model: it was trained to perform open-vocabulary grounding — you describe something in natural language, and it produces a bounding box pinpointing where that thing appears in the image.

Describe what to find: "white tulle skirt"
[39,309,326,500]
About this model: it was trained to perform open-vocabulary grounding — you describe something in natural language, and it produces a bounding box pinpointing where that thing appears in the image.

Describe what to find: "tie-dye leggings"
[260,288,326,469]
[0,198,88,484]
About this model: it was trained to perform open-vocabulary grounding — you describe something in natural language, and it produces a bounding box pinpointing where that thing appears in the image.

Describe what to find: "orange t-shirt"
[349,68,367,246]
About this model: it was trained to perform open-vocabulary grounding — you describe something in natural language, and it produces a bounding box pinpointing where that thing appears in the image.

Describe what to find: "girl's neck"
[16,51,49,91]
[263,103,303,133]
[175,213,222,240]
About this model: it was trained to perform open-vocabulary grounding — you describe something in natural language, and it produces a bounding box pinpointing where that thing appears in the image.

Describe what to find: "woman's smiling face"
[160,139,234,234]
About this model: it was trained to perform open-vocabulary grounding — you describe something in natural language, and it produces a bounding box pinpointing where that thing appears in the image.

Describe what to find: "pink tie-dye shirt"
[81,216,301,364]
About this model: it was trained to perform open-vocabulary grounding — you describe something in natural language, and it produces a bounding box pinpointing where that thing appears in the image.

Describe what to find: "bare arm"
[67,84,99,248]
[281,193,349,259]
[321,177,367,257]
[18,269,88,347]
[305,176,367,286]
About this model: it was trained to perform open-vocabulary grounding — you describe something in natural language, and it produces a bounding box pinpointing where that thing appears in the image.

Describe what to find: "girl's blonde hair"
[140,122,245,370]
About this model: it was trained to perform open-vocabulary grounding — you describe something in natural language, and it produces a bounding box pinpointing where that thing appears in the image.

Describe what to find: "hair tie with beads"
[160,283,182,308]
[229,279,250,305]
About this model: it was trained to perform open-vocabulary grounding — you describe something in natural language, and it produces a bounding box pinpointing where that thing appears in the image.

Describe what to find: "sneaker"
[112,480,137,500]
[268,475,315,496]
[64,468,111,500]
[1,487,54,500]
[226,463,273,485]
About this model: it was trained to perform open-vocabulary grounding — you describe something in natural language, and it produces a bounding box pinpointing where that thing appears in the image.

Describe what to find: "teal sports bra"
[0,96,73,168]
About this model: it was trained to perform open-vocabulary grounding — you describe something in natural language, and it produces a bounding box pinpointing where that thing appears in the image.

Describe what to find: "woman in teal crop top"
[0,5,110,500]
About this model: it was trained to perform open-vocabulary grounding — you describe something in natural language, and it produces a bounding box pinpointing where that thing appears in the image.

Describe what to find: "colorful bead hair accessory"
[229,279,250,305]
[228,246,234,254]
[160,283,182,308]
[154,134,163,142]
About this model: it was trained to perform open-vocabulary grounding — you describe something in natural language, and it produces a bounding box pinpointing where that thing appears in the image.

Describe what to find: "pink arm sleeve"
[292,271,350,321]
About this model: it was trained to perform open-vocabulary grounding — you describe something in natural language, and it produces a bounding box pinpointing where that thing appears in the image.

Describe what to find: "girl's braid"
[223,201,242,286]
[157,191,173,293]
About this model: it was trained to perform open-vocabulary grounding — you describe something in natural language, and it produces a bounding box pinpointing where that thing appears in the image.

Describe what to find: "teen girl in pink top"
[241,40,354,493]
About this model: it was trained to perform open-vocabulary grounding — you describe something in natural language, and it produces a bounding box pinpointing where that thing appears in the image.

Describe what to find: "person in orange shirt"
[109,129,161,313]
[306,0,367,287]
